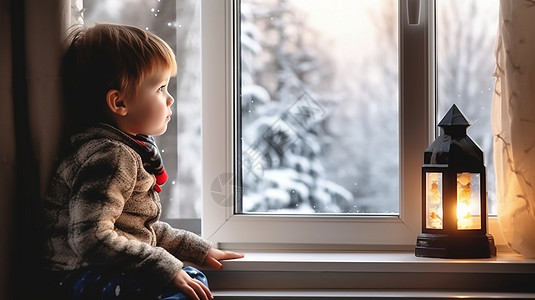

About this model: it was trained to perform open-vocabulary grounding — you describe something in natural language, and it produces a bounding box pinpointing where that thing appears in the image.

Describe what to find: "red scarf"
[132,135,168,193]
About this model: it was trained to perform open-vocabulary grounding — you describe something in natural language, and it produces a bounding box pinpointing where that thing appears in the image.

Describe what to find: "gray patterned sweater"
[41,123,211,283]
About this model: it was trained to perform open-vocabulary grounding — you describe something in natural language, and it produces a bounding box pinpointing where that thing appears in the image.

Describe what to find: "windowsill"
[203,249,535,296]
[215,249,534,273]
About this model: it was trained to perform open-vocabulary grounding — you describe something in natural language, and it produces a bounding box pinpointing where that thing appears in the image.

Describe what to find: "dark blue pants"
[44,266,208,300]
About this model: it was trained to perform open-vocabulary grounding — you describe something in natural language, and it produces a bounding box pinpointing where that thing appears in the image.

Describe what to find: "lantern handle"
[407,0,421,25]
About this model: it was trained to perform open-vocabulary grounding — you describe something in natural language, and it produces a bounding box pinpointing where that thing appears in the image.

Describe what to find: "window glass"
[83,0,201,219]
[425,172,443,230]
[436,0,499,215]
[239,0,399,214]
[457,172,482,230]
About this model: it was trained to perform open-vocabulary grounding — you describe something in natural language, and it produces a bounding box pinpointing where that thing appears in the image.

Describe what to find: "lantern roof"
[438,104,470,137]
[438,104,470,127]
[424,104,484,167]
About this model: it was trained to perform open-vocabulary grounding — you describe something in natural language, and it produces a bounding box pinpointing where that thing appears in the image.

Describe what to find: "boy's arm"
[153,221,212,265]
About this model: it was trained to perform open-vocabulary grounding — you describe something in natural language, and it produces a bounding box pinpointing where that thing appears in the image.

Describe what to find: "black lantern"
[415,105,496,258]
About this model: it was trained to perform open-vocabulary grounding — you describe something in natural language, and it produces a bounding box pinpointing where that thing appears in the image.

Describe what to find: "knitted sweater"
[41,123,211,283]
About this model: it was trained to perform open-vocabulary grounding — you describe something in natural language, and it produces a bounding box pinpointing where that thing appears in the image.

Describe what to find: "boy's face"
[119,67,174,136]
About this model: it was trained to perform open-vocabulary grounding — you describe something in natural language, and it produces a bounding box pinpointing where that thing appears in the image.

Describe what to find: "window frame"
[201,0,502,249]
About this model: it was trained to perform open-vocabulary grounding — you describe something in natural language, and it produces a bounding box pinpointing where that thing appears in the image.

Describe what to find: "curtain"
[0,0,70,298]
[0,1,17,297]
[492,0,535,258]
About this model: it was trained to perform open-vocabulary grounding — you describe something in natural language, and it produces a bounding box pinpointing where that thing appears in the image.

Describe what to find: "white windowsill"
[203,249,535,297]
[211,290,535,299]
[215,250,534,273]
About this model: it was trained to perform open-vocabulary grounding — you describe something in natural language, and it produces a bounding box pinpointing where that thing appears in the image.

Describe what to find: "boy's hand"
[204,248,244,270]
[172,269,213,300]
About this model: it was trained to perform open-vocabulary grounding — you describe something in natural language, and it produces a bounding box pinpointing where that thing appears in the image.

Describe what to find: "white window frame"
[201,0,503,250]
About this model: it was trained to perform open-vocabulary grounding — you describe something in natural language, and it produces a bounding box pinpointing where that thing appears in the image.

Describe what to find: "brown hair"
[62,23,177,132]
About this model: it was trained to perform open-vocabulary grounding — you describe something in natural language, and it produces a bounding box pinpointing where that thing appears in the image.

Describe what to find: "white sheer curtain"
[492,0,535,257]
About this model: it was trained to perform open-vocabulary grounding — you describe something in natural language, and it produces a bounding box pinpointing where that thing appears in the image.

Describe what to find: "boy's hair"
[62,23,177,133]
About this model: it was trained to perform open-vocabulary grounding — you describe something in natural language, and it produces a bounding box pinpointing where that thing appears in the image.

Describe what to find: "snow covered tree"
[240,0,353,213]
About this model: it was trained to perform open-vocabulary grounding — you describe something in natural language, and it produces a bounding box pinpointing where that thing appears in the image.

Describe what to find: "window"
[202,0,502,249]
[202,0,428,248]
[239,0,399,215]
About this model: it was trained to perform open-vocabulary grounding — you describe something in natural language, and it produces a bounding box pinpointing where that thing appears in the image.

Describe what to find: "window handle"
[407,0,421,25]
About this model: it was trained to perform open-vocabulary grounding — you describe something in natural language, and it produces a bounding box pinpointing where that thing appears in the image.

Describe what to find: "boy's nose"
[167,94,174,106]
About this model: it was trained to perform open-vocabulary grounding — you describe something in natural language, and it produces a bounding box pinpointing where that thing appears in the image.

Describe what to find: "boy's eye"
[158,85,166,93]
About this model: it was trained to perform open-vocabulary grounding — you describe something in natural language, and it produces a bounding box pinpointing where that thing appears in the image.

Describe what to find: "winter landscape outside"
[239,0,499,214]
[83,0,499,217]
[239,0,400,214]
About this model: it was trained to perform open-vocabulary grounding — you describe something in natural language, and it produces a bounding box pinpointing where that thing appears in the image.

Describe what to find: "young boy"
[41,23,242,300]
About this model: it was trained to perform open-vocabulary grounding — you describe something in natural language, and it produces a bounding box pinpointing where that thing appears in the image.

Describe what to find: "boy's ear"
[106,89,128,116]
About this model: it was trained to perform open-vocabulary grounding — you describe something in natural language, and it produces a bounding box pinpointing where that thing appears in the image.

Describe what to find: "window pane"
[239,0,399,214]
[426,172,443,230]
[457,172,482,230]
[83,0,202,219]
[436,0,499,215]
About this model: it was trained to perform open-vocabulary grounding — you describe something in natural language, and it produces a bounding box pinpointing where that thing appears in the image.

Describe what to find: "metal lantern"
[415,105,496,258]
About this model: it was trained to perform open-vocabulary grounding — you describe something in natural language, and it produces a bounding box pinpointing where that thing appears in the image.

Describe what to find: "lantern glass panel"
[426,172,443,229]
[456,172,482,230]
